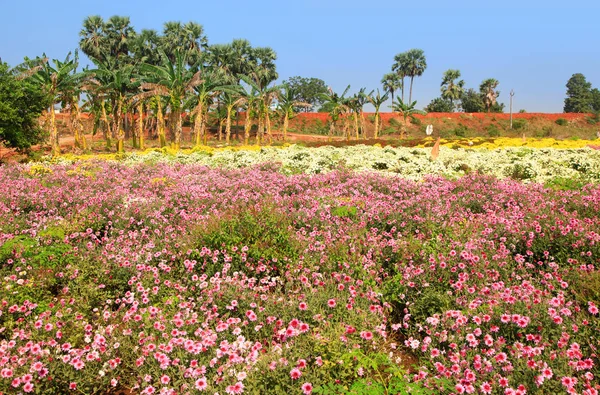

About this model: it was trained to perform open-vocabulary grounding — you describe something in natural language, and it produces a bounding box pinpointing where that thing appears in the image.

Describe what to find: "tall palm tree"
[18,52,82,156]
[319,85,350,141]
[162,21,206,66]
[381,73,401,107]
[402,49,427,103]
[479,78,500,113]
[391,52,408,102]
[367,89,389,139]
[277,85,310,141]
[138,50,202,149]
[440,69,465,109]
[133,29,162,65]
[79,15,107,64]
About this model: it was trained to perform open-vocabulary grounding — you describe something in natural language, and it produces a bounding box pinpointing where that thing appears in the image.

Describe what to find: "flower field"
[1,148,599,394]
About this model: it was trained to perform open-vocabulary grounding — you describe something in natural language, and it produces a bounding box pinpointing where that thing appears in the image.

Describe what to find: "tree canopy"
[0,62,49,152]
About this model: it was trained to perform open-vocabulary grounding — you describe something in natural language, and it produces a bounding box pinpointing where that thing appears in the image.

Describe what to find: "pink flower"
[360,331,373,340]
[302,382,313,394]
[195,377,207,391]
[327,299,336,308]
[290,368,302,380]
[160,375,170,385]
[69,383,77,390]
[23,382,34,393]
[226,382,245,394]
[299,302,307,310]
[480,382,492,394]
[589,303,599,315]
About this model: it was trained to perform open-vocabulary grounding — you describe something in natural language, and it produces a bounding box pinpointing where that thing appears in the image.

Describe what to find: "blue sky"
[1,0,599,112]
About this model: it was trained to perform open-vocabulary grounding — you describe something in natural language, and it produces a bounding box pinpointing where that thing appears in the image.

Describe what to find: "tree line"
[0,15,596,154]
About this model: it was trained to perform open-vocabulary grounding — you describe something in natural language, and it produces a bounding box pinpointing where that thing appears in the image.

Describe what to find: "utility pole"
[509,89,515,129]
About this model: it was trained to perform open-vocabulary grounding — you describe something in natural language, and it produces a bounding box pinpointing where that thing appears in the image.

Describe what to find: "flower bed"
[0,161,599,394]
[50,144,600,185]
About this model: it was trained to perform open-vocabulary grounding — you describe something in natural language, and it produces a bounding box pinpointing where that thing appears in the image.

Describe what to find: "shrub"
[486,124,501,137]
[555,118,568,126]
[512,119,528,130]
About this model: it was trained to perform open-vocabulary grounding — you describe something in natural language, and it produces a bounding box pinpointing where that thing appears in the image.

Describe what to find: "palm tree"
[138,50,202,149]
[79,15,108,64]
[401,49,427,103]
[381,73,401,107]
[480,78,500,113]
[367,89,389,139]
[133,29,162,65]
[319,85,351,141]
[392,98,426,138]
[391,52,408,102]
[440,69,465,109]
[277,85,310,141]
[162,21,206,66]
[19,52,82,156]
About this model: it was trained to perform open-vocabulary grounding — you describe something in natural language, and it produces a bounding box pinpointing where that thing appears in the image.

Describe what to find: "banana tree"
[319,85,350,141]
[190,69,238,146]
[366,89,389,139]
[220,92,245,145]
[86,59,137,152]
[348,88,371,140]
[138,50,202,149]
[392,98,426,138]
[239,74,280,145]
[18,52,82,156]
[277,85,309,141]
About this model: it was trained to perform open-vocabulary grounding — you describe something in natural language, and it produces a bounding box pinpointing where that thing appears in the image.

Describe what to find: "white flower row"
[53,145,600,183]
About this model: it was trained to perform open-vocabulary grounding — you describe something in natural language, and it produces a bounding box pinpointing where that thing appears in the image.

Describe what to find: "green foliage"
[331,205,357,218]
[193,205,300,276]
[460,88,485,113]
[282,76,328,112]
[564,73,593,113]
[425,97,453,112]
[555,118,568,126]
[544,176,587,191]
[506,163,535,180]
[512,118,528,130]
[0,62,49,151]
[486,124,501,137]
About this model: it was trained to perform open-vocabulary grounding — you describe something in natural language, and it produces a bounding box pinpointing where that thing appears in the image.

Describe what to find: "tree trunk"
[401,78,405,102]
[225,106,232,145]
[244,114,252,145]
[328,120,334,142]
[409,77,414,103]
[354,113,359,140]
[137,102,144,150]
[156,98,166,147]
[174,111,182,150]
[71,102,87,151]
[101,101,112,149]
[360,112,366,139]
[374,112,380,139]
[257,115,264,146]
[192,101,204,146]
[265,111,272,145]
[48,106,60,156]
[283,113,289,142]
[218,118,224,142]
[115,98,125,153]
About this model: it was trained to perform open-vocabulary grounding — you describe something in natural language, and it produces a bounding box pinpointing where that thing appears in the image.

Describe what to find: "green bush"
[486,124,501,137]
[555,118,568,126]
[512,119,528,130]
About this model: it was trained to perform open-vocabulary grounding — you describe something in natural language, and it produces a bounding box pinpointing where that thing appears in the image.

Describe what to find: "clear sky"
[1,0,599,112]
